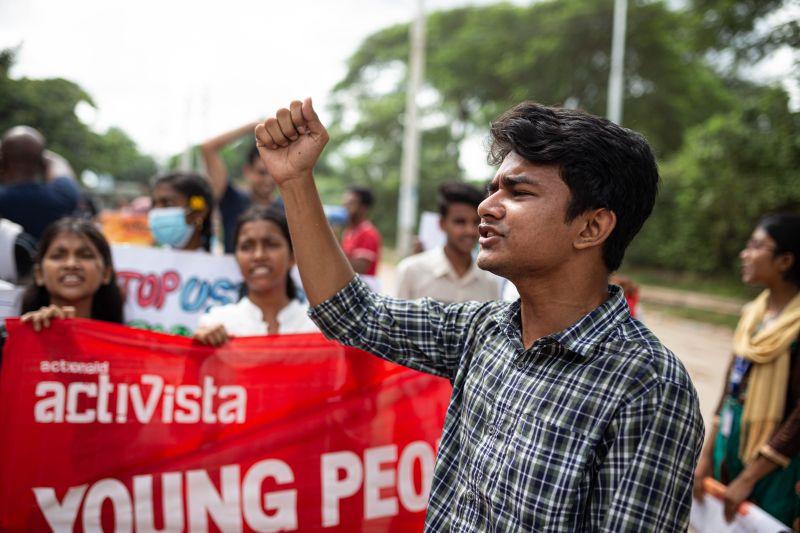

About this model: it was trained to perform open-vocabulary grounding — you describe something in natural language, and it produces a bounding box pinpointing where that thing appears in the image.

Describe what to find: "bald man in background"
[0,126,80,240]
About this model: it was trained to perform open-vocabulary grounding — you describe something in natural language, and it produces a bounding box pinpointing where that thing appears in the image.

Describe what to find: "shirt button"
[515,361,525,370]
[487,424,497,436]
[466,491,475,502]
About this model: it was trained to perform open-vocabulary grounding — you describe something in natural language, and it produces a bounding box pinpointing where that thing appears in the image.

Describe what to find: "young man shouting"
[255,99,703,531]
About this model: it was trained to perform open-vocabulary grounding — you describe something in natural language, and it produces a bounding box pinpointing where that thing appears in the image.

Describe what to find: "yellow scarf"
[732,290,800,463]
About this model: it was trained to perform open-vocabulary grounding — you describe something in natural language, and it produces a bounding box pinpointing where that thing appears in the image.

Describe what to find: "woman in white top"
[193,205,318,346]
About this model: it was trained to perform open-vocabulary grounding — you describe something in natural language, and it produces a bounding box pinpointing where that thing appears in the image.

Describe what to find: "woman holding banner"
[148,172,214,252]
[193,205,317,345]
[18,217,124,331]
[694,213,800,527]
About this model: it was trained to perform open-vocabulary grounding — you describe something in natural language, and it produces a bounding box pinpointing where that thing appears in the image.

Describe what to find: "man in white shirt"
[396,182,500,303]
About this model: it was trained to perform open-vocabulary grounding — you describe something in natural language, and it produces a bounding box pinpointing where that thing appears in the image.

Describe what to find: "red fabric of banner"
[0,319,451,532]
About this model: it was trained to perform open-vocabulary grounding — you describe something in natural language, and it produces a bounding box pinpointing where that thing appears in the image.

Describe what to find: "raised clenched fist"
[254,98,329,185]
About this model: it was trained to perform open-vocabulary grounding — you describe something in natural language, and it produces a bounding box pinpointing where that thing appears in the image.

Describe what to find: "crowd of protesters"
[0,108,799,529]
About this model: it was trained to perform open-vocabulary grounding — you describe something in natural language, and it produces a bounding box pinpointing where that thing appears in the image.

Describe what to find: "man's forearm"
[201,122,259,200]
[280,175,355,306]
[43,150,75,181]
[255,98,354,304]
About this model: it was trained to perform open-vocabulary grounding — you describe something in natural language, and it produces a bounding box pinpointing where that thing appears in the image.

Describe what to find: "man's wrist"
[277,172,315,193]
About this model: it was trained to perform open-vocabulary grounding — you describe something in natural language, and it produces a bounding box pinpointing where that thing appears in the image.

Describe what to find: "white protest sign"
[0,282,23,320]
[690,479,790,532]
[112,245,242,335]
[418,211,445,252]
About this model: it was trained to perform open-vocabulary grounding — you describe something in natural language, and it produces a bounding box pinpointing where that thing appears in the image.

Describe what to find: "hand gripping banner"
[0,319,451,532]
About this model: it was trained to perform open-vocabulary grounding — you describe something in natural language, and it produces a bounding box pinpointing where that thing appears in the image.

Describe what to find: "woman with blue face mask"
[149,172,213,252]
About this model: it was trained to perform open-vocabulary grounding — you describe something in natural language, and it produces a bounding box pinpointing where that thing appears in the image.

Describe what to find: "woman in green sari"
[694,213,800,527]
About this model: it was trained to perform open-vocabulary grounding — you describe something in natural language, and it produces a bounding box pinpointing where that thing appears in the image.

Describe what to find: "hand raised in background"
[254,98,329,185]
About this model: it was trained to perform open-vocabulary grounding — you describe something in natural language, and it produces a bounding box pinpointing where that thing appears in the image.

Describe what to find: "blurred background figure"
[201,123,280,254]
[149,172,213,252]
[694,213,800,527]
[193,206,317,346]
[396,182,498,303]
[341,185,381,276]
[0,126,80,240]
[610,274,641,318]
[129,195,152,214]
[0,218,35,284]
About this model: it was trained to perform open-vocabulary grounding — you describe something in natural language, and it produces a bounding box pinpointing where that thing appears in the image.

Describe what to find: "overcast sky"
[0,0,502,161]
[1,0,796,174]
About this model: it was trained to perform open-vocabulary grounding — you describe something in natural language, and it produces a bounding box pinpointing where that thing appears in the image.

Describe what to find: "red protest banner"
[0,319,451,532]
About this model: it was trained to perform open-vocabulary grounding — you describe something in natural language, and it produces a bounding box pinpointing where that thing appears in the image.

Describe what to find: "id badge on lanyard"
[729,357,751,398]
[720,404,734,438]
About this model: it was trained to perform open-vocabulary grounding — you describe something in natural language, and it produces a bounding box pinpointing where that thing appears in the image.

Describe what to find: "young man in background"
[396,182,499,303]
[201,122,280,253]
[341,185,381,276]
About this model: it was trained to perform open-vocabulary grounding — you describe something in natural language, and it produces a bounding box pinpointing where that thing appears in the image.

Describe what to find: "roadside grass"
[643,302,739,329]
[621,266,757,302]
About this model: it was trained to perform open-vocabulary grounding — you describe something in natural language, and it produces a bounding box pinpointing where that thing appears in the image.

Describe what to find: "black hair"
[246,144,261,166]
[153,172,213,251]
[758,213,800,286]
[233,205,297,300]
[21,217,124,323]
[346,185,375,209]
[437,182,485,217]
[488,101,659,272]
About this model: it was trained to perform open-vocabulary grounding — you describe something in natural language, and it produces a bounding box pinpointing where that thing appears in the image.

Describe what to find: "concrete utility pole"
[606,0,628,124]
[397,0,426,258]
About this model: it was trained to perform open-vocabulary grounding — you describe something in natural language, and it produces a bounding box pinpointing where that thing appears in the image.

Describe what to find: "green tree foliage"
[325,0,737,243]
[688,0,799,64]
[0,48,156,184]
[628,87,800,273]
[329,0,797,272]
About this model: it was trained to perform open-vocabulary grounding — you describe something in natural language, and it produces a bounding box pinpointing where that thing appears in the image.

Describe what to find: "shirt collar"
[432,246,480,282]
[237,296,264,321]
[239,296,303,325]
[277,299,303,322]
[501,284,630,358]
[432,247,452,278]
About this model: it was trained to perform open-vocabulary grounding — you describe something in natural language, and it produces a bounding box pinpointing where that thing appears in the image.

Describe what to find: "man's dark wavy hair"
[438,182,485,217]
[21,217,124,323]
[488,101,659,272]
[346,185,375,209]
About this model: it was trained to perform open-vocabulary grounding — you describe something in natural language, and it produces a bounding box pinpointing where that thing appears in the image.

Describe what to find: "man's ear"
[574,208,616,251]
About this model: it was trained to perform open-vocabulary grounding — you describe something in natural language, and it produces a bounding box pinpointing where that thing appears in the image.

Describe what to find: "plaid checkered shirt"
[309,277,704,531]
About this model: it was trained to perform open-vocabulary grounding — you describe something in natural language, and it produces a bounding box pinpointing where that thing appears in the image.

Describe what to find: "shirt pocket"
[498,412,594,530]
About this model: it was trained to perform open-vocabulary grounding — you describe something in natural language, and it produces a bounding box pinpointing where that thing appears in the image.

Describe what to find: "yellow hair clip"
[189,195,207,211]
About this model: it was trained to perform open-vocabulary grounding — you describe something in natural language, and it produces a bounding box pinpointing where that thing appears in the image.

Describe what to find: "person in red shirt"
[341,185,381,276]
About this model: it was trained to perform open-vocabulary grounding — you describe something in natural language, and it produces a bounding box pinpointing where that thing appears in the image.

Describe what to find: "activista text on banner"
[34,374,246,424]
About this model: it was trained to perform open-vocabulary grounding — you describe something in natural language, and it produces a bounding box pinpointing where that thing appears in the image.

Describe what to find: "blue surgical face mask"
[148,207,194,249]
